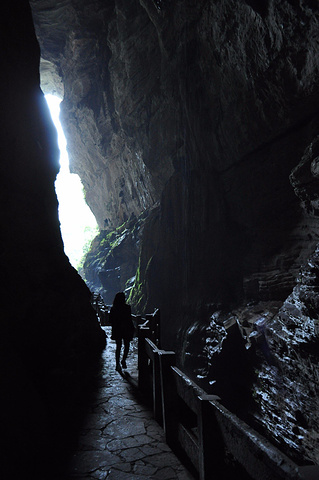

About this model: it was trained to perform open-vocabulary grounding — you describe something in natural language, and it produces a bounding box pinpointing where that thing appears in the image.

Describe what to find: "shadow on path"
[56,327,195,480]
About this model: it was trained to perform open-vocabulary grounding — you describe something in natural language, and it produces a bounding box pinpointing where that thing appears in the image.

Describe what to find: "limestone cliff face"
[30,0,169,230]
[29,0,319,464]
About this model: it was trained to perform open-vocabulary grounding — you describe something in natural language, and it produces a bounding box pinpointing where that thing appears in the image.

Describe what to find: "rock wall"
[29,0,319,465]
[0,2,105,478]
[30,0,168,230]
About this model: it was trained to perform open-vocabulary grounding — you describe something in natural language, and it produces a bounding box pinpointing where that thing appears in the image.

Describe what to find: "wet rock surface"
[253,246,319,465]
[63,327,194,480]
[182,290,319,465]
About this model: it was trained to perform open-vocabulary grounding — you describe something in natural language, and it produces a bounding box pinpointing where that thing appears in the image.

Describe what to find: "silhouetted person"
[110,292,134,371]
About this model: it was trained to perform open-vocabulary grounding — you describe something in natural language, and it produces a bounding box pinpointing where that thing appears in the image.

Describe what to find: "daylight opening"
[45,94,98,269]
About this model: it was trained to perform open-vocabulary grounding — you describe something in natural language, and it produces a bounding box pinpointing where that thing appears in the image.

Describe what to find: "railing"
[91,293,109,326]
[137,315,318,480]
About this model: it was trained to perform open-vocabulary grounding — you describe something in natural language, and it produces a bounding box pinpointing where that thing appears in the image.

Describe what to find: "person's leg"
[121,339,130,368]
[116,339,122,370]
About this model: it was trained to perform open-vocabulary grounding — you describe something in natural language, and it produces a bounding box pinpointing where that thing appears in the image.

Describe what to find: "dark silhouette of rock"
[0,2,106,478]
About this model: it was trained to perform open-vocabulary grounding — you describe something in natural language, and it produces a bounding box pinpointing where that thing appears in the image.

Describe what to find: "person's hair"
[113,291,125,307]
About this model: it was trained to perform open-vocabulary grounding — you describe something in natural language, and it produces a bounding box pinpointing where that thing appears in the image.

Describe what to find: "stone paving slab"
[61,327,195,480]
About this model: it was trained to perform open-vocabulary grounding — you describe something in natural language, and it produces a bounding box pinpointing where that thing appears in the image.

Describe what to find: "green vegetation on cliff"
[79,211,151,308]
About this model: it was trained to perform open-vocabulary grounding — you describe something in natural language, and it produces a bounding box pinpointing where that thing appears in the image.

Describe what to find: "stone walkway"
[63,327,195,480]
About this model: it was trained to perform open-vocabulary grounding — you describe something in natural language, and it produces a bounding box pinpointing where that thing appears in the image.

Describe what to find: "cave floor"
[62,327,194,480]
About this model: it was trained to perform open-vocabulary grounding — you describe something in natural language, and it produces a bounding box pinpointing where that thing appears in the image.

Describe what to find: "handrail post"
[138,325,151,393]
[198,395,223,480]
[145,309,160,345]
[153,349,163,425]
[158,351,177,448]
[154,309,160,347]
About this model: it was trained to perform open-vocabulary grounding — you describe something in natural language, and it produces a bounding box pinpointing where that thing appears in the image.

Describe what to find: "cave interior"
[2,0,319,477]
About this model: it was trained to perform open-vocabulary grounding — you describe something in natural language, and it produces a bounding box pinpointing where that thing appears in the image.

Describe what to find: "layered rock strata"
[30,0,167,230]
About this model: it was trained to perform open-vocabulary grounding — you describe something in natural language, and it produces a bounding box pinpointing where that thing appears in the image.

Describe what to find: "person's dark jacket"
[110,303,134,341]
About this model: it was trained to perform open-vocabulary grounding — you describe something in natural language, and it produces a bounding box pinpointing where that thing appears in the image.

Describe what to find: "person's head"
[113,291,125,307]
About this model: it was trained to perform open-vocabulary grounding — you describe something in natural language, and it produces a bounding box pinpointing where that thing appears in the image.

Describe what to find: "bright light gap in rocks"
[45,94,98,270]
